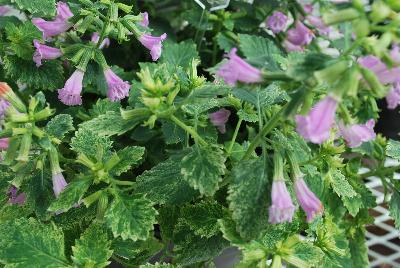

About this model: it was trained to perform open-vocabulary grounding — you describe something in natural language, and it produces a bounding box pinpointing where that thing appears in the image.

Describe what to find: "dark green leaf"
[45,114,74,140]
[111,146,145,176]
[15,0,56,18]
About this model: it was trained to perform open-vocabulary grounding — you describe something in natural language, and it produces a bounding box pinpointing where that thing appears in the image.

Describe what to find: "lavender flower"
[283,40,304,52]
[0,138,9,150]
[104,68,130,102]
[268,180,296,224]
[287,21,314,46]
[391,45,400,64]
[7,186,26,205]
[295,95,338,144]
[139,33,167,61]
[52,172,68,198]
[358,55,400,84]
[339,119,376,148]
[58,69,84,106]
[32,2,73,39]
[33,39,62,67]
[386,82,400,109]
[91,32,110,49]
[0,6,10,16]
[307,15,331,35]
[216,48,262,86]
[140,12,149,27]
[209,108,231,134]
[266,11,288,34]
[0,98,9,118]
[294,177,323,222]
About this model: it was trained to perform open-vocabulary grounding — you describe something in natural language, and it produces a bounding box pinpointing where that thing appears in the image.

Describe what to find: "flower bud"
[323,8,360,25]
[370,0,391,23]
[352,18,370,38]
[16,132,32,162]
[0,83,27,113]
[314,60,350,86]
[97,193,108,219]
[360,67,387,98]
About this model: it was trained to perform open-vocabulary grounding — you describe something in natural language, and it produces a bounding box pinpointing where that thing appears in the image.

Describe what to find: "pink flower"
[268,180,296,224]
[33,39,62,67]
[139,33,167,61]
[209,108,231,134]
[358,55,400,84]
[0,138,9,150]
[303,4,313,13]
[386,82,400,109]
[390,45,400,64]
[104,68,130,102]
[0,6,10,16]
[58,69,84,106]
[294,178,323,222]
[307,15,331,35]
[339,119,376,148]
[0,99,9,118]
[283,40,304,52]
[52,172,68,198]
[266,11,288,34]
[216,48,262,86]
[286,21,314,46]
[91,32,110,49]
[295,95,338,144]
[140,12,149,27]
[32,2,73,39]
[7,186,26,205]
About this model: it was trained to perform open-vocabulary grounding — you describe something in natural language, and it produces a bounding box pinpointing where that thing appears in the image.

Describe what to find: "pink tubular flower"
[32,2,73,39]
[139,33,167,61]
[295,95,338,144]
[58,69,84,106]
[216,48,262,86]
[0,6,10,16]
[268,180,296,224]
[286,21,314,46]
[294,178,323,222]
[52,172,67,198]
[358,55,400,84]
[91,32,110,49]
[0,99,9,118]
[283,40,304,52]
[33,39,62,67]
[339,120,376,148]
[266,11,288,34]
[7,186,26,205]
[209,108,231,134]
[307,15,331,35]
[104,68,130,102]
[140,12,149,27]
[0,138,9,150]
[391,45,400,64]
[386,82,400,109]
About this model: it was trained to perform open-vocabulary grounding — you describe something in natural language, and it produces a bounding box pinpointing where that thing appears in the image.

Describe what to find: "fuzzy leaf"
[71,224,113,268]
[232,83,287,108]
[70,128,113,158]
[111,146,145,176]
[390,189,400,230]
[45,114,74,140]
[0,218,69,267]
[105,193,157,241]
[160,41,199,69]
[140,263,178,268]
[348,227,369,268]
[15,0,56,18]
[286,240,325,268]
[328,169,357,198]
[161,121,186,145]
[5,22,41,59]
[181,146,226,196]
[48,177,92,213]
[386,139,400,160]
[227,159,269,240]
[135,158,199,205]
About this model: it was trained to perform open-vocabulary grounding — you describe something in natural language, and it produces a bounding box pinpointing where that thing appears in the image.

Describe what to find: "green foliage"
[105,193,157,241]
[111,146,145,176]
[160,41,199,69]
[228,159,269,240]
[45,114,74,140]
[181,146,226,196]
[5,22,41,59]
[0,218,69,267]
[390,189,400,229]
[386,139,400,159]
[348,227,369,268]
[140,263,178,268]
[70,128,113,158]
[71,224,113,268]
[15,0,56,18]
[78,111,136,136]
[135,158,199,205]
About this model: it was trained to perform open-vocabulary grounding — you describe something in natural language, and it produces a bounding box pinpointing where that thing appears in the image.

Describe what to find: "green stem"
[343,38,364,56]
[169,115,207,146]
[110,179,135,186]
[227,118,242,155]
[359,165,400,179]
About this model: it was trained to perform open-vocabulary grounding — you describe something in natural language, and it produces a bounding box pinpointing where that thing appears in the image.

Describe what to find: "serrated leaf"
[70,128,113,159]
[386,139,400,160]
[105,193,157,241]
[232,83,287,108]
[15,0,56,18]
[135,158,199,205]
[88,99,121,117]
[328,169,357,198]
[228,159,269,240]
[45,114,74,140]
[390,189,400,230]
[0,218,69,267]
[238,34,281,70]
[348,227,369,268]
[181,146,226,196]
[111,146,145,176]
[71,224,113,268]
[5,22,41,59]
[161,121,186,144]
[140,263,178,268]
[216,32,235,52]
[160,41,198,69]
[285,240,325,268]
[26,170,53,219]
[48,177,92,213]
[3,56,64,90]
[237,109,258,122]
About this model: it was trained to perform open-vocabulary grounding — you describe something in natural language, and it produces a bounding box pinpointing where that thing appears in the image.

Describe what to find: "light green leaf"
[15,0,56,18]
[160,41,198,69]
[5,22,41,59]
[70,128,113,159]
[105,193,157,241]
[232,83,288,108]
[386,139,400,160]
[0,218,69,267]
[111,146,145,176]
[328,169,357,198]
[48,178,92,213]
[227,159,269,240]
[140,263,178,268]
[390,189,400,229]
[45,114,74,140]
[71,224,113,268]
[237,109,258,122]
[181,146,226,196]
[135,158,199,205]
